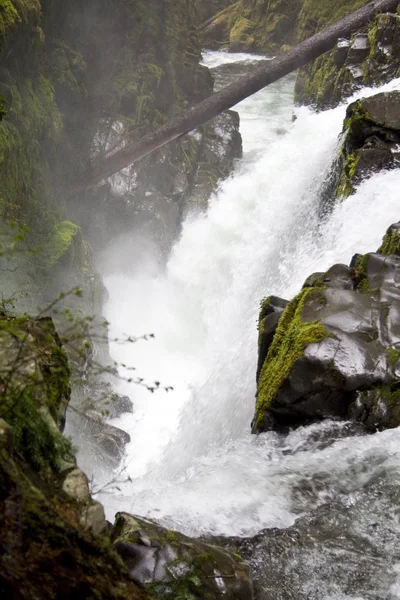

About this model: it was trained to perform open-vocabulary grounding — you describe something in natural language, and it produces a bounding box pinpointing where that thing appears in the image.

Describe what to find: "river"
[96,51,400,598]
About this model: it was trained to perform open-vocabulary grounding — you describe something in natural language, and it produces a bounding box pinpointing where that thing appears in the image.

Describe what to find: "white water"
[96,52,400,594]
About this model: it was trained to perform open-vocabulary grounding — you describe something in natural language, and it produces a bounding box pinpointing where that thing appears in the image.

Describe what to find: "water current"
[95,51,400,598]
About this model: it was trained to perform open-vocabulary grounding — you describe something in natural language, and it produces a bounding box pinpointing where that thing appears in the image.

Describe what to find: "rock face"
[0,309,253,598]
[0,313,148,599]
[200,0,300,54]
[111,513,254,599]
[335,90,400,198]
[253,222,400,434]
[84,110,242,257]
[295,11,400,109]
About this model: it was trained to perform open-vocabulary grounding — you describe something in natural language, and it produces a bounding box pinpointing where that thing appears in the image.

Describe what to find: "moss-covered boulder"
[111,513,254,599]
[335,91,400,198]
[253,224,400,433]
[201,0,299,54]
[295,10,400,109]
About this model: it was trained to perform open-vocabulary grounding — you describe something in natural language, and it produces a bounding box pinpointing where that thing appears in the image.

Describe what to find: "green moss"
[0,0,18,39]
[229,16,254,50]
[336,151,361,199]
[253,287,329,432]
[378,229,400,256]
[353,253,370,294]
[0,315,72,473]
[297,0,368,41]
[165,530,180,545]
[386,348,400,366]
[295,48,356,109]
[258,296,271,352]
[0,73,62,238]
[46,220,80,268]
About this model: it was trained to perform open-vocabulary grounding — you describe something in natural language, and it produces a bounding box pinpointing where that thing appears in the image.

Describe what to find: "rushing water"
[95,52,400,597]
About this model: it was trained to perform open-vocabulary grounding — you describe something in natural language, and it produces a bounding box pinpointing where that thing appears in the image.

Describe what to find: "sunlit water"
[92,51,400,598]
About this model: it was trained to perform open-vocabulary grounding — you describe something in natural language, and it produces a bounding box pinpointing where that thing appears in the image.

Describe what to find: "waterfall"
[97,53,400,549]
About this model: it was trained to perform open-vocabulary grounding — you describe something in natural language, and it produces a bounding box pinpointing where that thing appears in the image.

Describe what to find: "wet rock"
[187,111,243,213]
[111,513,254,599]
[200,0,299,54]
[62,468,91,502]
[106,394,134,419]
[253,222,400,434]
[335,91,400,198]
[68,408,131,466]
[80,500,107,535]
[295,12,400,110]
[81,110,242,258]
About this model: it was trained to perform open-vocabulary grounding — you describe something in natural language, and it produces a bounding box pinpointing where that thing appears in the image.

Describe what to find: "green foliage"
[46,220,80,268]
[0,0,19,39]
[253,286,329,432]
[378,229,400,256]
[0,315,73,473]
[353,253,371,294]
[0,73,62,234]
[149,553,216,600]
[336,151,360,199]
[386,347,400,366]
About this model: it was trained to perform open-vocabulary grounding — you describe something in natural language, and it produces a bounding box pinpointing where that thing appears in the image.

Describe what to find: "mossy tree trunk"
[78,0,399,191]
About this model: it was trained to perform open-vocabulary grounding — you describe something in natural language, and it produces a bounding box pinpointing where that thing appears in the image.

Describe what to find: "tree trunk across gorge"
[77,0,399,191]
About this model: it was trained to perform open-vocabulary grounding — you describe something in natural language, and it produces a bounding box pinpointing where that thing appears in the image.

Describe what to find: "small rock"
[62,468,91,502]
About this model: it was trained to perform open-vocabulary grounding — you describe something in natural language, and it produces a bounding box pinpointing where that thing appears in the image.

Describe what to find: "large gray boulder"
[253,222,400,434]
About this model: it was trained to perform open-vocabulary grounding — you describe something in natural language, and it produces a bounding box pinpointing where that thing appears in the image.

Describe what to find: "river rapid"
[96,51,400,598]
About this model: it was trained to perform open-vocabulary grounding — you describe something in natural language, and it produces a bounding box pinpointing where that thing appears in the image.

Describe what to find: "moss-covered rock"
[253,285,330,433]
[253,223,400,434]
[295,10,400,109]
[0,445,148,599]
[335,91,400,199]
[296,0,368,41]
[201,0,299,54]
[111,513,254,599]
[194,0,233,24]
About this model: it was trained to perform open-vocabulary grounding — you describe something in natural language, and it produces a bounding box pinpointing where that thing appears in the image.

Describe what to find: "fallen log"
[77,0,399,191]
